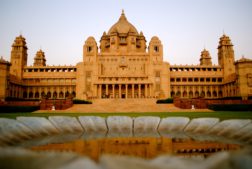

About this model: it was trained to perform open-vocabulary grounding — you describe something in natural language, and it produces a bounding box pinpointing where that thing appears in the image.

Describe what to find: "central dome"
[108,10,138,35]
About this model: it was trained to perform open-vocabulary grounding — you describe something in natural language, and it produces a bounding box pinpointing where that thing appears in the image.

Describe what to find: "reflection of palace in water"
[1,10,252,101]
[31,137,240,161]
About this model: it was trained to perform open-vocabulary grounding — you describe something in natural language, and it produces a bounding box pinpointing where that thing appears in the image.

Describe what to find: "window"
[120,37,127,44]
[154,46,159,52]
[156,84,160,91]
[87,46,92,52]
[86,71,91,77]
[155,71,160,77]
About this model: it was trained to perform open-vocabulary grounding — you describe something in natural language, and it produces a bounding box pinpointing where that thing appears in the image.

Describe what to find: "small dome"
[108,10,138,35]
[150,36,160,41]
[86,36,96,41]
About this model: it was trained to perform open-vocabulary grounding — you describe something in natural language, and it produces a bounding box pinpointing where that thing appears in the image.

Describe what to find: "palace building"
[0,10,252,101]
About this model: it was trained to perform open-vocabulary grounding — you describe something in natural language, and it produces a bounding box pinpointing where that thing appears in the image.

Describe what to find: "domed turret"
[217,34,235,81]
[33,49,46,66]
[108,10,138,35]
[200,49,212,66]
[100,10,146,54]
[10,35,28,79]
[83,36,98,62]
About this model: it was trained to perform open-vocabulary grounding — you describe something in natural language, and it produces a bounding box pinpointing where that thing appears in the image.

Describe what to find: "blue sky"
[0,0,252,66]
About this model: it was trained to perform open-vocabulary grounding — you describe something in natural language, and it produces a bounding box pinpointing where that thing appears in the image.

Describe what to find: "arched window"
[213,91,217,97]
[195,91,199,97]
[29,92,33,98]
[41,91,45,98]
[65,91,70,98]
[183,91,187,97]
[47,91,51,98]
[154,46,159,52]
[171,91,175,98]
[189,91,193,98]
[23,91,28,98]
[35,92,39,98]
[176,91,181,97]
[207,91,211,97]
[59,91,64,98]
[72,91,76,98]
[200,91,205,98]
[53,91,57,98]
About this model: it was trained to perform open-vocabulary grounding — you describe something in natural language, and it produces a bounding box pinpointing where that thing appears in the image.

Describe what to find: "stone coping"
[0,116,252,145]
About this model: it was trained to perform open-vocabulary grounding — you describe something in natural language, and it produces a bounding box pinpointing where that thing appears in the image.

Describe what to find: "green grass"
[0,111,252,120]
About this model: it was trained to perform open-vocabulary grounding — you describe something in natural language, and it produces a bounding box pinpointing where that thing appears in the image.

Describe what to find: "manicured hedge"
[208,97,242,101]
[5,97,40,101]
[73,99,92,104]
[208,104,252,111]
[156,98,173,104]
[0,106,40,113]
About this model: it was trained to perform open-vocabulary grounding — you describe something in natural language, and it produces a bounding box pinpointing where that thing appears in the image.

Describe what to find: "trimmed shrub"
[73,99,92,104]
[156,98,173,104]
[5,97,40,102]
[0,106,40,113]
[207,97,242,101]
[208,104,252,111]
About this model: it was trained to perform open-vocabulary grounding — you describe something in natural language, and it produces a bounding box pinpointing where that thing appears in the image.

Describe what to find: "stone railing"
[173,97,252,109]
[0,116,252,169]
[40,98,73,110]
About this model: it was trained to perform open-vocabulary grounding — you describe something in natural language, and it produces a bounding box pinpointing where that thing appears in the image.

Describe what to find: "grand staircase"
[66,99,179,113]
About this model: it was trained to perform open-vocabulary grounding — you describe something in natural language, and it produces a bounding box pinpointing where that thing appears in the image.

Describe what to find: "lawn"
[0,111,252,120]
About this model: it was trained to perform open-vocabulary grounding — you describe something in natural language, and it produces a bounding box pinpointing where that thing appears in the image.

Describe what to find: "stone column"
[99,84,102,98]
[149,84,152,98]
[112,84,115,98]
[145,84,148,98]
[119,84,121,98]
[180,86,182,98]
[210,86,213,98]
[63,87,66,99]
[106,84,108,97]
[132,84,134,98]
[126,84,128,99]
[138,84,141,98]
[192,86,195,98]
[186,86,189,98]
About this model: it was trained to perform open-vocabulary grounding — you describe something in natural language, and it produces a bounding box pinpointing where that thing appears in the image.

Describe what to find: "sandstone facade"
[0,11,251,101]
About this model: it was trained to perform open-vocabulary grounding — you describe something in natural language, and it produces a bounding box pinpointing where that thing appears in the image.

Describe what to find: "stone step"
[66,99,177,113]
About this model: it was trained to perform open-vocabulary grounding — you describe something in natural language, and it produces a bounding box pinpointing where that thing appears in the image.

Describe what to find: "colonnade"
[96,84,154,99]
[170,85,223,98]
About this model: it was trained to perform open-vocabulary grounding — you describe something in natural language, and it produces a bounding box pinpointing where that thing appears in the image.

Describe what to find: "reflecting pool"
[30,136,240,161]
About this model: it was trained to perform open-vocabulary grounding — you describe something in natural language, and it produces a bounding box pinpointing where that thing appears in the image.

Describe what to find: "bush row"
[207,97,243,100]
[73,99,92,104]
[156,98,173,104]
[4,97,40,102]
[0,106,40,113]
[208,104,252,111]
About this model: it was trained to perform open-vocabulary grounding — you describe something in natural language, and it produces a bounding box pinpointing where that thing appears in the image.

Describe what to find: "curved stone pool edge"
[1,116,252,145]
[1,116,252,169]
